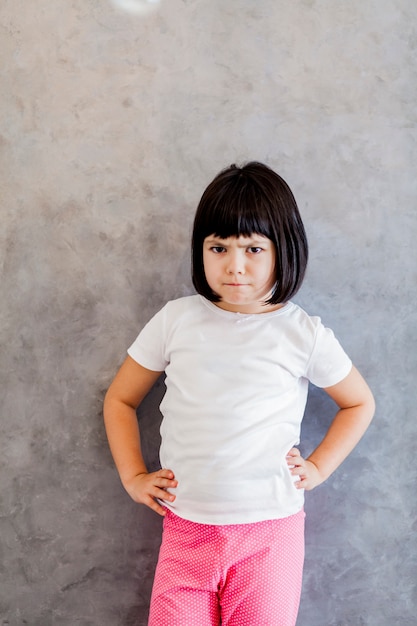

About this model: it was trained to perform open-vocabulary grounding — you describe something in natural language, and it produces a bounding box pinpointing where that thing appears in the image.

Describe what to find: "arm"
[103,355,178,515]
[287,365,375,490]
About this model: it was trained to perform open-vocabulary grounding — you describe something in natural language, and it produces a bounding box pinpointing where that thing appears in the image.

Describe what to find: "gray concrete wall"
[1,1,416,624]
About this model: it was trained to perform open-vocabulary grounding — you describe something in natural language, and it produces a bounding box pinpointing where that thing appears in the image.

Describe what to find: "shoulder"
[156,295,206,332]
[288,305,352,386]
[280,302,324,337]
[276,303,342,366]
[163,294,203,317]
[164,294,201,309]
[135,295,201,334]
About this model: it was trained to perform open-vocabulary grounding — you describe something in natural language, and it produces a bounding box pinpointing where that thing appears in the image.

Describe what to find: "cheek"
[202,254,214,284]
[264,260,277,286]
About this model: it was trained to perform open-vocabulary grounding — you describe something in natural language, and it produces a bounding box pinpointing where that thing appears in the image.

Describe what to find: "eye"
[247,247,263,254]
[210,246,226,254]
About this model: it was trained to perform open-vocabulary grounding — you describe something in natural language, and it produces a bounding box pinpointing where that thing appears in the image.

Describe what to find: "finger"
[151,486,176,503]
[153,470,178,491]
[289,457,303,467]
[294,477,307,490]
[130,475,175,505]
[154,475,178,490]
[286,450,304,467]
[290,465,304,477]
[286,447,300,458]
[145,496,168,517]
[157,468,176,480]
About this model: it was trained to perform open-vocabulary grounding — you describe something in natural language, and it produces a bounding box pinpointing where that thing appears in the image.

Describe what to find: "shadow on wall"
[136,374,165,473]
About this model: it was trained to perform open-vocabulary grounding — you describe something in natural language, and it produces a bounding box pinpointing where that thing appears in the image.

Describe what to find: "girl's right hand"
[123,469,178,516]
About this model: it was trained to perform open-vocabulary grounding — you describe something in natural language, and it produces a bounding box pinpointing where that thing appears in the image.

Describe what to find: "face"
[202,234,279,314]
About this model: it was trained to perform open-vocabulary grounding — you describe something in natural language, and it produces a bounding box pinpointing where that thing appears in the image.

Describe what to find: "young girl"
[104,162,375,626]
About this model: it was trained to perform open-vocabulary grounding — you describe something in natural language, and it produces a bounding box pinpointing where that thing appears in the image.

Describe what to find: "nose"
[226,249,245,275]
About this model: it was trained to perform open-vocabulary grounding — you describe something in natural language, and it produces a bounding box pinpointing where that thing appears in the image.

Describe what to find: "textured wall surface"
[1,1,416,624]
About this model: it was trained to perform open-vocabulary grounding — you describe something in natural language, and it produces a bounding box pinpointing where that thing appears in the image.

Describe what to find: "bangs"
[201,178,274,240]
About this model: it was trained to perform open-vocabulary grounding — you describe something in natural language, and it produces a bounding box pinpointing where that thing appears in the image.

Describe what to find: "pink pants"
[148,509,305,626]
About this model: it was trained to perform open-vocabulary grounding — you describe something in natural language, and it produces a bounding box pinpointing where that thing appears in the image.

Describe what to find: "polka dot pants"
[148,509,305,626]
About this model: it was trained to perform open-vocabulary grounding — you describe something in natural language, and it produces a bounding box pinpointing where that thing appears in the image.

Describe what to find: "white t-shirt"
[128,295,352,525]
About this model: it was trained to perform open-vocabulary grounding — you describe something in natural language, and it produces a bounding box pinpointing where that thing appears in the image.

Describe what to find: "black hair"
[191,161,308,305]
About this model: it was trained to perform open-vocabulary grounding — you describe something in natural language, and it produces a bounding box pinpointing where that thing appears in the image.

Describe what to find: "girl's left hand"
[286,448,323,491]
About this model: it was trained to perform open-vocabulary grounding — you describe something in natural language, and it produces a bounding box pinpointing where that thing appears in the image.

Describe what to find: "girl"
[104,162,375,626]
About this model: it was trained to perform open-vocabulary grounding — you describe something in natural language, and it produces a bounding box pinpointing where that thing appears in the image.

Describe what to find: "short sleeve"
[127,306,169,372]
[305,322,352,388]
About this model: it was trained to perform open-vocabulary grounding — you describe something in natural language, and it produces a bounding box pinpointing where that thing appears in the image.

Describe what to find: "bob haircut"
[192,161,308,305]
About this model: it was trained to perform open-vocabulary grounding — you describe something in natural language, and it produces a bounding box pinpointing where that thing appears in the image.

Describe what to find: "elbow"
[364,388,376,426]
